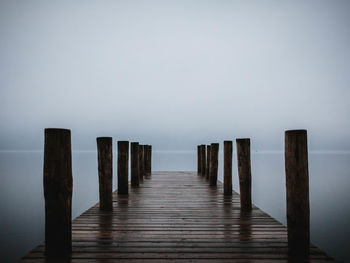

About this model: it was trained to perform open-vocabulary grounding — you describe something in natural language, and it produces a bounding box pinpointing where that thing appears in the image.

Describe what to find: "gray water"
[0,150,349,262]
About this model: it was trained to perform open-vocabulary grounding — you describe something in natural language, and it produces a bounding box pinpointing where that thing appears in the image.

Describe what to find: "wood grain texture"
[21,171,335,262]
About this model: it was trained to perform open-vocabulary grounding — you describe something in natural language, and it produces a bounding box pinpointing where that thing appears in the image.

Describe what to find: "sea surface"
[0,150,349,262]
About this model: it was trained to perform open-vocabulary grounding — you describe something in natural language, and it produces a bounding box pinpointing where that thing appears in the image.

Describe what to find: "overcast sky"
[1,0,350,150]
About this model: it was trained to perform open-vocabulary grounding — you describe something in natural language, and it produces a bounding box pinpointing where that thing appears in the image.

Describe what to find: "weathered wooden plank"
[19,171,336,262]
[19,259,335,263]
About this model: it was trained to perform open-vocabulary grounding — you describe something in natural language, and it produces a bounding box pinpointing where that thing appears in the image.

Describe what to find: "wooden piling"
[224,141,233,196]
[97,137,113,211]
[197,145,201,175]
[285,130,309,258]
[144,145,150,176]
[145,145,152,176]
[206,145,211,179]
[131,142,140,187]
[209,143,219,186]
[200,145,206,176]
[139,145,144,183]
[236,138,252,211]
[43,128,72,256]
[148,145,152,175]
[118,141,129,195]
[143,145,148,176]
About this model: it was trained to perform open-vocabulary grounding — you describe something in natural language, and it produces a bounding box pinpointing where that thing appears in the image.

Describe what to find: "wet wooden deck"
[20,172,336,262]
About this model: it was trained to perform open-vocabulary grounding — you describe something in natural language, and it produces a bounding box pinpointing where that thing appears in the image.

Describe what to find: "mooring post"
[148,145,152,175]
[118,141,129,195]
[43,128,72,256]
[285,130,310,258]
[143,145,149,176]
[143,145,148,176]
[139,145,144,183]
[224,141,233,196]
[200,144,206,176]
[197,145,201,175]
[206,145,211,179]
[236,138,252,211]
[97,137,113,211]
[131,142,140,187]
[209,143,219,186]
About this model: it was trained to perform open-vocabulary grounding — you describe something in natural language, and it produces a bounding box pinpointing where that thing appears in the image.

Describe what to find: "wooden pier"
[20,171,335,263]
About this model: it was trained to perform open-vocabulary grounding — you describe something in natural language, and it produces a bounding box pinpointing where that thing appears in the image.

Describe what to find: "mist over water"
[1,0,350,262]
[1,0,350,151]
[0,151,349,262]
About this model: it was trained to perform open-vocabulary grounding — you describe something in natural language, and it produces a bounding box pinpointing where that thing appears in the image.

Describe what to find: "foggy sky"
[1,0,350,150]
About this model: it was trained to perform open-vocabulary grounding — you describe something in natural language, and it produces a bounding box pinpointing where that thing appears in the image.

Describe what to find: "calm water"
[0,150,349,262]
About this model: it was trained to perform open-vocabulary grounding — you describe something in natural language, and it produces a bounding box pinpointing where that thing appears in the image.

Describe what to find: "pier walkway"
[20,172,335,262]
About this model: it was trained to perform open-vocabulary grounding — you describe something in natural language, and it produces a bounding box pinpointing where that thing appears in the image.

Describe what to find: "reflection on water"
[0,150,349,262]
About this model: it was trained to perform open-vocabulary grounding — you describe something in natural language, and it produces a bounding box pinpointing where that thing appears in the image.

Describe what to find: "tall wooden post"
[224,141,233,196]
[144,145,150,176]
[200,144,206,176]
[197,145,201,175]
[209,143,219,186]
[206,145,211,179]
[236,138,252,211]
[97,137,113,211]
[148,145,152,175]
[143,145,148,176]
[285,130,309,258]
[144,145,152,176]
[118,141,129,195]
[131,142,140,187]
[43,128,72,256]
[139,145,144,183]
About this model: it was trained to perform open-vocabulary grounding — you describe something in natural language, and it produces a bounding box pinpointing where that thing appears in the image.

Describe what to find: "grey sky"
[1,0,350,150]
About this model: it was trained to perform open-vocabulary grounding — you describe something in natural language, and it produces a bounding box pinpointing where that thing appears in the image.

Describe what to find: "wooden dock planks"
[19,172,336,262]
